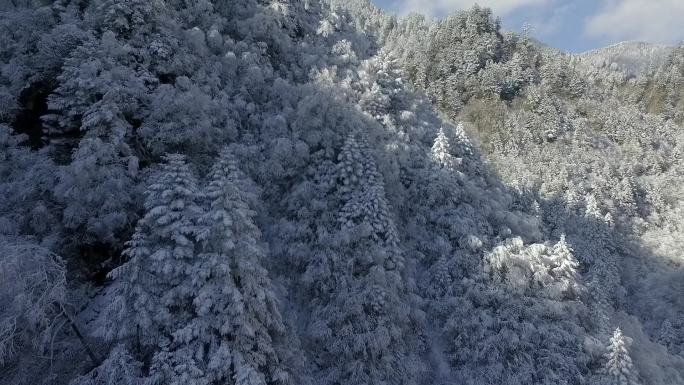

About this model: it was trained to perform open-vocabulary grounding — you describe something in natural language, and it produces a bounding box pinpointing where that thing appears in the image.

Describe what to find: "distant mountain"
[575,41,673,74]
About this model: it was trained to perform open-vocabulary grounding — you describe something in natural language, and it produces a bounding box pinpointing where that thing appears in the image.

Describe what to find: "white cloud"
[585,0,684,44]
[530,3,575,37]
[396,0,549,17]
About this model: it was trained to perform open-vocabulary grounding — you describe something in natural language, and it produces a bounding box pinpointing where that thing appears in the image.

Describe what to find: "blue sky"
[371,0,684,52]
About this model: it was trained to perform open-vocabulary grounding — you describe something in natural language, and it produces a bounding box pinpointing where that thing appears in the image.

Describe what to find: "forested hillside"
[0,1,682,384]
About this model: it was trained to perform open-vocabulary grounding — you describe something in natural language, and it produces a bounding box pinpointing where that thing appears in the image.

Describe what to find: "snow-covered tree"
[431,127,457,169]
[44,31,151,138]
[101,150,299,384]
[54,137,141,245]
[603,328,640,385]
[0,125,60,240]
[0,238,67,365]
[188,147,292,385]
[140,79,232,157]
[70,345,144,385]
[549,234,581,299]
[658,319,677,353]
[448,235,591,384]
[337,134,402,264]
[305,133,423,385]
[452,122,474,159]
[109,154,203,347]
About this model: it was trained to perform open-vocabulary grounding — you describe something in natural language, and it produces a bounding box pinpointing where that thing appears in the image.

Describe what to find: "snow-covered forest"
[0,0,682,384]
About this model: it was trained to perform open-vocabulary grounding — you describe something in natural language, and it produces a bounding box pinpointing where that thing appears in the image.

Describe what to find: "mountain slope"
[576,41,673,75]
[0,1,682,385]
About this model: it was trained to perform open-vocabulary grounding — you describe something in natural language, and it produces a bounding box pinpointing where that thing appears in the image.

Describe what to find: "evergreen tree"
[307,133,423,385]
[191,148,292,385]
[109,154,203,351]
[337,134,402,268]
[603,328,640,385]
[431,127,457,169]
[452,122,474,159]
[549,234,581,299]
[104,150,297,384]
[54,137,140,245]
[658,319,676,353]
[70,345,144,385]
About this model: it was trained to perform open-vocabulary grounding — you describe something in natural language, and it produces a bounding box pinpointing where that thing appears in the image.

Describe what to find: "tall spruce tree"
[193,148,292,385]
[307,133,423,385]
[603,328,640,385]
[108,154,204,373]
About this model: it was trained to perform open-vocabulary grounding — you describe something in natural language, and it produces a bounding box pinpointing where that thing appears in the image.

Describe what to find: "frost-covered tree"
[603,328,640,385]
[337,135,401,264]
[549,234,581,299]
[139,80,231,157]
[99,150,298,384]
[658,319,677,353]
[70,345,144,385]
[44,31,152,138]
[0,238,67,365]
[54,137,141,245]
[43,27,151,245]
[108,154,203,348]
[441,236,591,384]
[356,51,405,127]
[431,127,457,169]
[305,133,423,385]
[188,148,292,385]
[0,125,59,240]
[452,122,474,159]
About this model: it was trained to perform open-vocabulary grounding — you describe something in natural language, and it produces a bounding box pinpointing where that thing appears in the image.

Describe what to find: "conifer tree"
[338,134,401,268]
[306,133,423,385]
[603,328,640,385]
[452,122,474,158]
[550,234,581,298]
[109,154,203,351]
[658,319,676,353]
[193,148,292,385]
[431,127,456,169]
[107,151,298,384]
[70,345,144,385]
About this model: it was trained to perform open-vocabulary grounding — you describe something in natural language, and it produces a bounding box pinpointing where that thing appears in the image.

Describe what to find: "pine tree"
[70,345,144,385]
[103,151,298,384]
[452,123,474,158]
[603,328,640,385]
[306,133,423,385]
[191,148,292,385]
[585,194,603,220]
[550,234,581,299]
[431,127,456,169]
[110,154,203,349]
[337,134,401,269]
[54,137,140,245]
[658,319,676,353]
